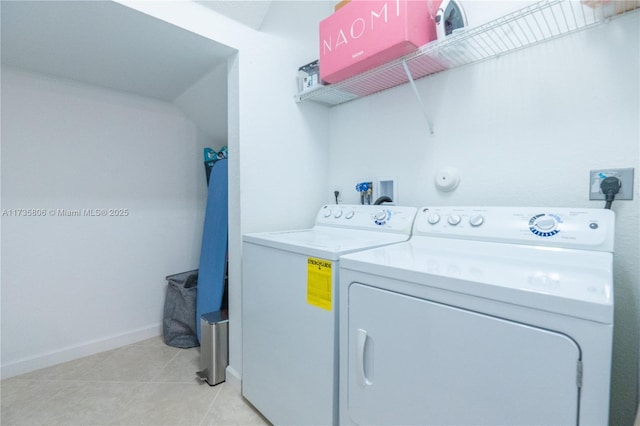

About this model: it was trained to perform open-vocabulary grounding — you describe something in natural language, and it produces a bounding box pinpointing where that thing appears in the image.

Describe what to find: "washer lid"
[243,226,410,260]
[340,236,613,323]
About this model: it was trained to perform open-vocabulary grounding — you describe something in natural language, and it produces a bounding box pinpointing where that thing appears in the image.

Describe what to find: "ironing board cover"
[196,159,228,342]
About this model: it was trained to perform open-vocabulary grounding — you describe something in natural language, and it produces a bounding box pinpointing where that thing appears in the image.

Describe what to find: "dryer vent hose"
[374,196,392,205]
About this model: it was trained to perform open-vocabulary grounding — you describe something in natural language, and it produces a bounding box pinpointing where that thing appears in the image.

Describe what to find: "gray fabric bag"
[163,270,199,348]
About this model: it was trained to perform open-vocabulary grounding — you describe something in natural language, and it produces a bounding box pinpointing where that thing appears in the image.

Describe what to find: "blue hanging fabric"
[196,158,228,342]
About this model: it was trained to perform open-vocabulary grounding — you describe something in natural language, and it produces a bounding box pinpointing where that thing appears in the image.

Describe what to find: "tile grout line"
[146,345,186,383]
[198,383,224,426]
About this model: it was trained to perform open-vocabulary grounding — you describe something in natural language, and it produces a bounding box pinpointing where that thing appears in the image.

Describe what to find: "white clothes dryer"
[242,204,417,426]
[339,206,614,426]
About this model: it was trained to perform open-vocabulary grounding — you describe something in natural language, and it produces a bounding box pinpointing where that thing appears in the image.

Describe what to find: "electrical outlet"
[589,168,634,200]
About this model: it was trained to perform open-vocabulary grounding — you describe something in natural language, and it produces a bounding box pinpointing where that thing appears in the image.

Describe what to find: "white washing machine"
[242,204,417,426]
[339,206,615,426]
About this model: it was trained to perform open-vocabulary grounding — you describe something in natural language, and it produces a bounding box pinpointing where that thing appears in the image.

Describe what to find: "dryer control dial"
[323,208,332,218]
[334,209,343,218]
[427,214,441,225]
[345,210,355,219]
[535,218,555,230]
[447,215,462,226]
[529,213,561,237]
[469,215,484,227]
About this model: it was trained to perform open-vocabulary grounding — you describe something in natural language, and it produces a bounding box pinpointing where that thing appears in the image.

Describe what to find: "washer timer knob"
[334,210,343,218]
[374,210,391,225]
[345,210,355,219]
[374,210,388,221]
[427,214,440,225]
[323,208,332,218]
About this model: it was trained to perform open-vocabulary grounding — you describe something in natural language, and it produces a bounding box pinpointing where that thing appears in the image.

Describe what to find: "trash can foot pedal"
[196,370,208,383]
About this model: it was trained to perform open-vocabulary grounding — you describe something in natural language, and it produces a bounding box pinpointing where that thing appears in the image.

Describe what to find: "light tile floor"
[1,337,270,426]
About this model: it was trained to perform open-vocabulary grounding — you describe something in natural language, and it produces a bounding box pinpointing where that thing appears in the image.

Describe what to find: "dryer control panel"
[414,206,615,252]
[316,204,417,234]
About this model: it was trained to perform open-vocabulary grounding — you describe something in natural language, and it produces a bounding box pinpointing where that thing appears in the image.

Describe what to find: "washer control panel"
[316,204,417,234]
[414,206,615,251]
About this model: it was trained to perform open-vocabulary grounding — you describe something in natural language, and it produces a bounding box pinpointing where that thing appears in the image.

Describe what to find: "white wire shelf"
[295,0,639,107]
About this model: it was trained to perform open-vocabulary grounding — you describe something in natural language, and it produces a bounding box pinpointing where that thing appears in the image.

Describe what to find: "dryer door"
[347,283,581,425]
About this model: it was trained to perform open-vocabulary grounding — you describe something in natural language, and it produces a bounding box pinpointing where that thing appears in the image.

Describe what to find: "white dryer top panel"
[340,237,613,323]
[341,206,615,323]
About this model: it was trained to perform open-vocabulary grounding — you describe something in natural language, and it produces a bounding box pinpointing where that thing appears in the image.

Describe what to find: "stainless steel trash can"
[196,310,229,386]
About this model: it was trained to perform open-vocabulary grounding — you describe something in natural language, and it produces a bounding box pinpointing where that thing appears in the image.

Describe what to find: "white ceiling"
[1,1,238,102]
[196,0,273,30]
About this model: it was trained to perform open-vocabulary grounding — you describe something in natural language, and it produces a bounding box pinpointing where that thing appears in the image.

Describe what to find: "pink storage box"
[319,0,439,84]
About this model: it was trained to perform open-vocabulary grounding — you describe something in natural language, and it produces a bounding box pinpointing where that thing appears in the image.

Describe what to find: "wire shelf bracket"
[402,60,434,135]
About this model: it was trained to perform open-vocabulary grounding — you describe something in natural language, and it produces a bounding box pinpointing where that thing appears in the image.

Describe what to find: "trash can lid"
[201,310,229,324]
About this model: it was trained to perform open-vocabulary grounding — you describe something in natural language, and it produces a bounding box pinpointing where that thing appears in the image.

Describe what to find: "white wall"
[328,12,640,426]
[116,1,334,381]
[1,67,209,377]
[173,61,228,148]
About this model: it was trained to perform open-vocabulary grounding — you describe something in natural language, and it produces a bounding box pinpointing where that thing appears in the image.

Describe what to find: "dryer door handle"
[357,328,373,386]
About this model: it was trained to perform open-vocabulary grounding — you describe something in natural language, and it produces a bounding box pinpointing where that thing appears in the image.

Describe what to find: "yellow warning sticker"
[307,257,332,311]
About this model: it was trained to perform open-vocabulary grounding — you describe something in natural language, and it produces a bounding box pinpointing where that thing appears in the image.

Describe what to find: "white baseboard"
[0,323,162,380]
[225,365,242,391]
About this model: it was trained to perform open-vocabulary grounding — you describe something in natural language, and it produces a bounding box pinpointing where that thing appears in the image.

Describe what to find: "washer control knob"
[469,215,484,227]
[447,215,462,226]
[427,214,440,225]
[345,210,355,219]
[334,210,343,218]
[323,209,332,218]
[374,210,389,222]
